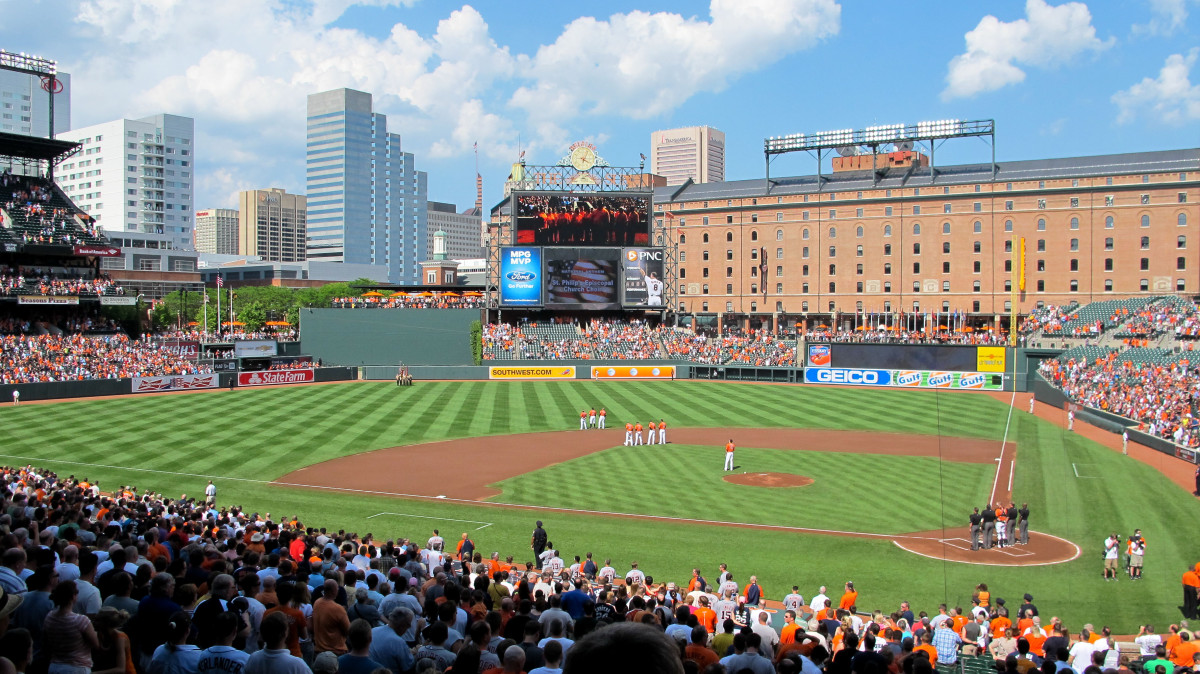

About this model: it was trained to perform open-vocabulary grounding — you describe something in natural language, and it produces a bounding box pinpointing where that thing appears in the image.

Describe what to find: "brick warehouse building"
[652,148,1198,332]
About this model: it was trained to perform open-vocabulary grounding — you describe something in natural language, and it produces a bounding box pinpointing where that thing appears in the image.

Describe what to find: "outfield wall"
[0,368,358,403]
[299,308,479,366]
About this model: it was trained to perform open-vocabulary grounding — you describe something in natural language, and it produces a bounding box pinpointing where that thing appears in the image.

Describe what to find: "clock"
[569,145,597,171]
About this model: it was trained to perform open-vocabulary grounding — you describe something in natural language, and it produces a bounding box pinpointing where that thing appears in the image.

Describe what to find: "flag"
[216,274,224,288]
[640,153,646,162]
[664,212,674,219]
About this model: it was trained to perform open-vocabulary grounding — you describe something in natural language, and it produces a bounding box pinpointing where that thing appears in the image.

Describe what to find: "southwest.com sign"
[489,366,576,380]
[804,368,1002,390]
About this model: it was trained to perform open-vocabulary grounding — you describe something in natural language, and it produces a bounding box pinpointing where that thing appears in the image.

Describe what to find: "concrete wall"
[300,308,479,366]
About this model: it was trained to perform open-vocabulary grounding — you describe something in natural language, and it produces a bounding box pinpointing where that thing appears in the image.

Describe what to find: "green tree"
[239,301,267,332]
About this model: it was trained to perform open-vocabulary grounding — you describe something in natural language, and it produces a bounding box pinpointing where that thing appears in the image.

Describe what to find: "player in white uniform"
[588,408,597,428]
[643,272,663,307]
[598,408,606,429]
[783,587,805,615]
[714,592,737,627]
[646,422,656,445]
[634,423,644,445]
[658,419,666,444]
[624,423,633,446]
[580,411,588,430]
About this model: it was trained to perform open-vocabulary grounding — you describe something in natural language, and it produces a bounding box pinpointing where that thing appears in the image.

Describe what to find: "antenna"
[835,145,859,157]
[895,139,914,152]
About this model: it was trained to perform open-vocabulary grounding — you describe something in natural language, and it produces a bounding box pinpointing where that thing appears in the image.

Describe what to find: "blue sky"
[2,0,1197,214]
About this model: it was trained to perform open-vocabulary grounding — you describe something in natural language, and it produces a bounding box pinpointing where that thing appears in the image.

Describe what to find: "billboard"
[591,365,675,379]
[161,340,200,360]
[499,247,542,306]
[514,193,650,247]
[621,248,665,307]
[234,339,278,358]
[489,366,576,380]
[132,373,219,393]
[543,250,619,310]
[238,369,315,386]
[804,367,1003,390]
[805,343,1001,373]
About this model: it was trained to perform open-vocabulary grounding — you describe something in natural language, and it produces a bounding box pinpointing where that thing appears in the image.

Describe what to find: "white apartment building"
[195,207,240,255]
[426,201,484,260]
[0,68,70,138]
[650,125,725,186]
[57,114,196,252]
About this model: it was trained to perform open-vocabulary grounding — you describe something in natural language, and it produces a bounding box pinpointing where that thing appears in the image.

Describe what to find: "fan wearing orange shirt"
[839,581,858,610]
[990,608,1012,639]
[914,632,939,664]
[694,596,717,634]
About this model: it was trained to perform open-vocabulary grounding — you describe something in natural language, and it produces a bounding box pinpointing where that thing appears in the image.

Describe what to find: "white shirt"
[1135,634,1161,656]
[1104,538,1119,559]
[810,593,829,611]
[1069,641,1095,674]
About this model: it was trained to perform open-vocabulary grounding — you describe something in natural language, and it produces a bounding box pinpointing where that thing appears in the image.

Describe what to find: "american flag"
[216,274,224,288]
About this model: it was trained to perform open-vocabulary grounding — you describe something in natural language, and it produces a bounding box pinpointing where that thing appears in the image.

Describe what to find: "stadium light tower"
[0,49,61,139]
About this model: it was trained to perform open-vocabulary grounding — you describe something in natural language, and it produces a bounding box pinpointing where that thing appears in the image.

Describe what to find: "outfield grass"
[2,380,1197,631]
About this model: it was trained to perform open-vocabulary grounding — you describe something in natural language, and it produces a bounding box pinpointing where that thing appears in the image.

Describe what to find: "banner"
[18,295,79,305]
[499,247,542,306]
[238,369,315,386]
[976,346,1006,372]
[807,344,831,367]
[161,340,200,360]
[590,365,675,379]
[132,373,218,393]
[99,296,137,306]
[489,366,575,380]
[804,367,1003,390]
[234,339,278,358]
[621,248,665,307]
[73,245,121,257]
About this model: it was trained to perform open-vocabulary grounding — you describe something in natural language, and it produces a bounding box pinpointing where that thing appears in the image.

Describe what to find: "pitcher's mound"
[723,472,814,488]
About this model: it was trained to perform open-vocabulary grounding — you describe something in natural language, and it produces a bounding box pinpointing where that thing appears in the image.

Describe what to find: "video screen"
[544,253,620,310]
[622,248,665,308]
[515,193,650,246]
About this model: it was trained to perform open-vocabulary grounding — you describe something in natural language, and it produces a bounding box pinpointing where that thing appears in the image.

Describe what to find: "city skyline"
[2,1,1197,214]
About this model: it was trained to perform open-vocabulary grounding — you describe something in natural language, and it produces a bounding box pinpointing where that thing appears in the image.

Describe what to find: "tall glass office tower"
[306,88,427,284]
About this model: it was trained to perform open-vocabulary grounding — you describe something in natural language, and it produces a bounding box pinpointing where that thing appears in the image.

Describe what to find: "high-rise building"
[238,188,307,262]
[0,67,70,138]
[194,208,239,255]
[57,114,196,251]
[650,125,725,186]
[306,88,427,283]
[426,201,484,259]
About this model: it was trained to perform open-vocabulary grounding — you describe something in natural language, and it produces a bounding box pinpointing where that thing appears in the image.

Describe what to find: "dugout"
[300,308,479,366]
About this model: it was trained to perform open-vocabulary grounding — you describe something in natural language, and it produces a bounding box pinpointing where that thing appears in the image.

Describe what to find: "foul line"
[0,451,961,542]
[367,512,492,530]
[1072,463,1098,479]
[990,390,1018,504]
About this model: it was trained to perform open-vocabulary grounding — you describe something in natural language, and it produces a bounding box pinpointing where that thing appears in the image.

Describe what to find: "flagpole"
[203,287,207,335]
[216,278,221,338]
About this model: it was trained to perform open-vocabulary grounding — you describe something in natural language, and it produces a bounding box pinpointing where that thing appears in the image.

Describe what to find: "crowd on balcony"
[1,463,1197,674]
[1020,305,1077,336]
[1040,353,1200,448]
[332,294,485,309]
[801,328,1008,346]
[0,333,211,385]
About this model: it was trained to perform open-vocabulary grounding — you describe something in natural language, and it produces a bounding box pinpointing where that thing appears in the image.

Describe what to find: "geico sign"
[805,368,891,386]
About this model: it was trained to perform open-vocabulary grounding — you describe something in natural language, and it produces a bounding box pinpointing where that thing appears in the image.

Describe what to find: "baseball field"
[4,379,1197,632]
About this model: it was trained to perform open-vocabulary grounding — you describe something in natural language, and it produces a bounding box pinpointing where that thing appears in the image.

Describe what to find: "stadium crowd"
[1040,354,1200,448]
[800,328,1007,346]
[0,463,1197,674]
[1117,301,1200,341]
[0,313,122,336]
[150,329,299,342]
[1020,305,1079,336]
[333,295,485,309]
[0,334,211,385]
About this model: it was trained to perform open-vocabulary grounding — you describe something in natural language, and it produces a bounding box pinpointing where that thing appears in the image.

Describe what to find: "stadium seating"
[0,171,108,247]
[0,333,212,384]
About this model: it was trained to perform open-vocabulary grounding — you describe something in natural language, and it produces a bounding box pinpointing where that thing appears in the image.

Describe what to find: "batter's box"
[996,546,1034,557]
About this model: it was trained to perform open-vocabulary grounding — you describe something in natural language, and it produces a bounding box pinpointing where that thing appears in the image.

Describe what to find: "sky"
[2,0,1198,214]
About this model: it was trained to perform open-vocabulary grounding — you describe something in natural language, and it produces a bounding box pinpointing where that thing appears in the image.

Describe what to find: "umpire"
[531,520,548,568]
[969,508,983,551]
[981,505,997,549]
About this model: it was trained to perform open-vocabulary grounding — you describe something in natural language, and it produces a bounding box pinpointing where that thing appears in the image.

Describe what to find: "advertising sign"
[73,245,121,257]
[132,373,218,393]
[99,296,137,306]
[499,247,542,306]
[807,344,831,368]
[621,248,665,307]
[543,254,619,309]
[237,369,315,386]
[804,368,893,386]
[161,340,200,360]
[18,295,79,305]
[976,346,1007,372]
[489,366,576,380]
[234,339,278,358]
[590,365,675,379]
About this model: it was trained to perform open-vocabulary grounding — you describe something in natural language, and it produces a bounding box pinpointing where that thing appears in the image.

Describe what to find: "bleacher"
[1055,344,1116,364]
[1060,297,1159,335]
[1112,347,1184,367]
[0,172,108,247]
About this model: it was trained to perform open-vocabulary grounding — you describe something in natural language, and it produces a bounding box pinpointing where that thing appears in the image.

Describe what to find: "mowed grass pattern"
[2,380,1199,632]
[488,444,995,534]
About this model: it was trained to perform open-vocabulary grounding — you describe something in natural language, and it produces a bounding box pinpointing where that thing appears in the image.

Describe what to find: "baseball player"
[589,408,597,428]
[724,439,735,471]
[658,419,666,444]
[646,421,656,444]
[598,408,606,429]
[634,422,644,445]
[1029,397,1035,414]
[624,422,633,446]
[580,410,588,431]
[1068,409,1074,431]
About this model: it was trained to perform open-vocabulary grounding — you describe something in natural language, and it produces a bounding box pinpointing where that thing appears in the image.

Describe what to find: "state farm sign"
[237,368,315,386]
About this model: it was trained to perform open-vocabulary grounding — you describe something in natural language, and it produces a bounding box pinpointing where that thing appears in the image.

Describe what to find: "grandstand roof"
[653,148,1200,203]
[0,131,81,164]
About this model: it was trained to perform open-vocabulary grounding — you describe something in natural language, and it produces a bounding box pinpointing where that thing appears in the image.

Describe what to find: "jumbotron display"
[514,193,650,246]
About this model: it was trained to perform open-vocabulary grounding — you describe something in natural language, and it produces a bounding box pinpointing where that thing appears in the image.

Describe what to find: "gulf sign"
[238,369,315,386]
[489,366,576,380]
[807,344,831,367]
[590,365,675,379]
[804,368,893,386]
[499,247,542,306]
[894,371,923,387]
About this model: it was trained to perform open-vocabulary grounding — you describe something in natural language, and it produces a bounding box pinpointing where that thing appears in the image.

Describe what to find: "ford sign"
[506,271,536,282]
[804,368,892,386]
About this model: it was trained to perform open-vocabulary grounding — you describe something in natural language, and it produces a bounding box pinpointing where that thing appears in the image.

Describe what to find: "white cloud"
[510,0,840,122]
[1133,0,1192,35]
[1112,49,1200,124]
[942,0,1112,100]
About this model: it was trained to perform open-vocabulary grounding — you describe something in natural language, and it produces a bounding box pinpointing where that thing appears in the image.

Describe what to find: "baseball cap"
[1024,593,1033,601]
